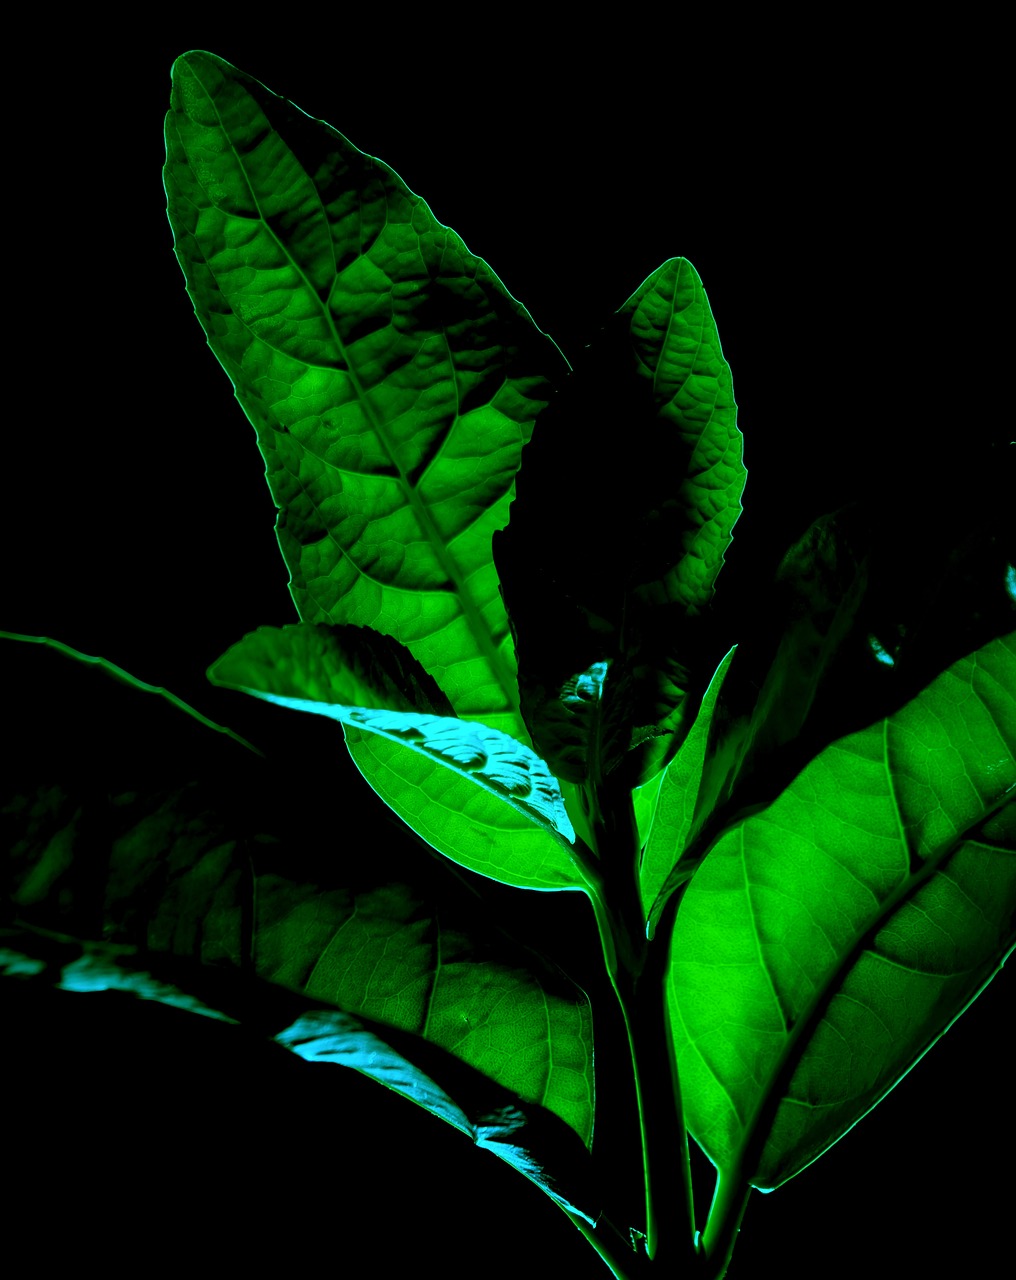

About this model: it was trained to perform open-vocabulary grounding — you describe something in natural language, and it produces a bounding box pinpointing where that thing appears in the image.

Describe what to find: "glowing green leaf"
[164,50,566,742]
[641,646,736,926]
[668,633,1016,1191]
[618,257,744,617]
[257,877,594,1146]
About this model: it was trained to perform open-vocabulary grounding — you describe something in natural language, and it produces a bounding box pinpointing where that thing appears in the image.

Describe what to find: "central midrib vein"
[195,70,521,723]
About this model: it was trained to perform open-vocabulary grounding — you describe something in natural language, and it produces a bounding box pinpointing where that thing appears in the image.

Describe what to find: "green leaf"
[206,618,452,715]
[2,633,596,1165]
[496,258,744,787]
[164,51,567,741]
[695,505,1014,846]
[255,876,594,1146]
[208,624,586,888]
[667,632,1016,1191]
[618,258,744,618]
[641,646,736,927]
[693,511,869,826]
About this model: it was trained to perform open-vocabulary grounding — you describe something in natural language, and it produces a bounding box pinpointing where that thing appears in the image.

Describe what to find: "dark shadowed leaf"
[496,258,744,790]
[1,925,597,1220]
[694,503,1015,853]
[1,634,596,1172]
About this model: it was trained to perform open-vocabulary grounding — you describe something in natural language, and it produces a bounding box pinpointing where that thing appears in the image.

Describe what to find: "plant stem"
[700,1169,753,1280]
[585,781,699,1275]
[563,1208,652,1280]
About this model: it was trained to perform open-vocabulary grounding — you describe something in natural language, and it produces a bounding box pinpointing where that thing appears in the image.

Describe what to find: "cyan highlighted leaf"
[208,625,584,888]
[668,633,1016,1190]
[2,927,596,1219]
[165,51,566,741]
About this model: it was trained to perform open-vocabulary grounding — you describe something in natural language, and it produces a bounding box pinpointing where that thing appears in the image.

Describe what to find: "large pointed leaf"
[1,633,596,1161]
[208,624,587,889]
[667,632,1016,1191]
[164,51,567,741]
[496,258,744,787]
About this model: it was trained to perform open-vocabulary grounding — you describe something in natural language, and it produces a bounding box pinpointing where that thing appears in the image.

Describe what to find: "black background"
[6,23,1011,1277]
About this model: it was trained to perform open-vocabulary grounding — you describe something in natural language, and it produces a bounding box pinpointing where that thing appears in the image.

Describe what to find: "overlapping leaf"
[208,624,587,889]
[1,634,596,1169]
[496,258,744,789]
[667,632,1016,1190]
[640,646,736,926]
[164,51,567,743]
[693,506,1015,853]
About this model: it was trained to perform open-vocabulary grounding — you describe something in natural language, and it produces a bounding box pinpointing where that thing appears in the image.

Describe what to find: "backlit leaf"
[642,646,736,928]
[164,50,567,743]
[668,632,1016,1190]
[619,258,744,618]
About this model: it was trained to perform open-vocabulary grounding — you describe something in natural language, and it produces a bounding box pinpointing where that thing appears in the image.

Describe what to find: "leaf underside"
[668,633,1016,1189]
[208,623,585,890]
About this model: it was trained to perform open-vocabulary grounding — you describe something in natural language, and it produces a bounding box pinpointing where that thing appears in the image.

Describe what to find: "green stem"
[631,938,698,1272]
[700,1170,753,1280]
[563,1208,651,1280]
[584,782,699,1274]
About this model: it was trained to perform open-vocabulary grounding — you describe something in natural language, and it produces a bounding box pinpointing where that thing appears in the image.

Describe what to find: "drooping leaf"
[164,50,567,743]
[496,258,744,788]
[1,633,596,1165]
[2,926,598,1220]
[208,624,587,888]
[667,632,1016,1191]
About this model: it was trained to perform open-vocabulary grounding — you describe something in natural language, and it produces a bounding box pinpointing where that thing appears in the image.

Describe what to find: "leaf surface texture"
[668,633,1016,1188]
[165,51,566,742]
